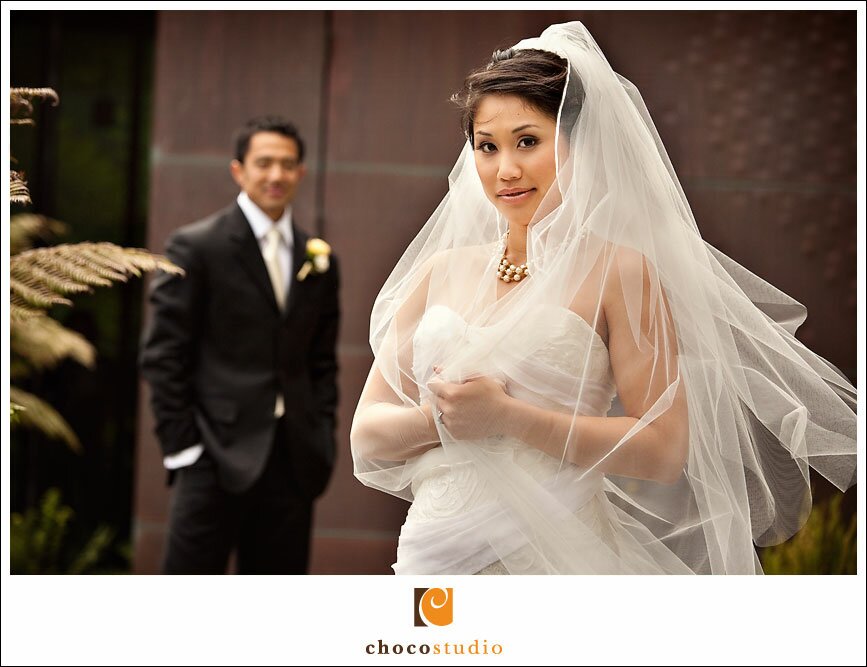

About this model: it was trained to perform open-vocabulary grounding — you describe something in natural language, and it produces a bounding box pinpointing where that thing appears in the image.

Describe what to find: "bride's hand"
[428,373,512,440]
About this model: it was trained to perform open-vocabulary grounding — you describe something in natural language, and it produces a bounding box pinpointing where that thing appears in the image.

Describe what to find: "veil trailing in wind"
[350,22,856,574]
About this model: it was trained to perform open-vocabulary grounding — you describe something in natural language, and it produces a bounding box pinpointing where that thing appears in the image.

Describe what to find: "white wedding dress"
[392,304,692,575]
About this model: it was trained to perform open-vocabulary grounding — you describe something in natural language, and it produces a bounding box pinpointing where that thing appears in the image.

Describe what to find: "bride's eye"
[477,141,497,154]
[518,136,538,148]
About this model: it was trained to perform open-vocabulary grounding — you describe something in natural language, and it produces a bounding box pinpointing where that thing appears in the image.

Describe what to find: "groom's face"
[231,131,306,221]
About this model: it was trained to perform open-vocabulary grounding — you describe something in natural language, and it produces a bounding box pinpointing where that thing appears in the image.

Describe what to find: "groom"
[140,116,340,574]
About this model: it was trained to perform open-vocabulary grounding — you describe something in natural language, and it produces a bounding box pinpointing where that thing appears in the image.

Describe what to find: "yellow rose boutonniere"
[297,237,332,281]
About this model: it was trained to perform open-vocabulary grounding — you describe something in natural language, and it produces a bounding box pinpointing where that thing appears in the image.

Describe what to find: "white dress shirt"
[163,193,294,470]
[237,191,294,304]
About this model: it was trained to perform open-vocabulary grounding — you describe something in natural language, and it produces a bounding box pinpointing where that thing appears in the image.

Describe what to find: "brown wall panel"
[150,11,327,159]
[322,170,452,345]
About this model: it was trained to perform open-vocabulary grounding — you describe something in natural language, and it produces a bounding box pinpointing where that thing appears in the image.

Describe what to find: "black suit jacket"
[140,203,340,497]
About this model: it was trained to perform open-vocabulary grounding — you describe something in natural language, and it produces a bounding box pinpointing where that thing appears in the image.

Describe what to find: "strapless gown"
[392,304,689,574]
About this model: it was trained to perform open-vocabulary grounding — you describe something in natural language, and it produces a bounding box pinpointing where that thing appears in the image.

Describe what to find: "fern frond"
[11,314,96,372]
[10,213,68,254]
[9,243,183,294]
[10,302,45,324]
[10,387,81,451]
[68,245,131,282]
[10,243,185,314]
[9,276,73,309]
[11,87,60,103]
[10,87,59,118]
[17,262,93,297]
[11,171,31,205]
[90,244,184,277]
[28,249,115,288]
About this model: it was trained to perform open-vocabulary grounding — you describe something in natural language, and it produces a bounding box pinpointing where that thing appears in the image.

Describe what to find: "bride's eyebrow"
[475,124,540,138]
[510,124,539,133]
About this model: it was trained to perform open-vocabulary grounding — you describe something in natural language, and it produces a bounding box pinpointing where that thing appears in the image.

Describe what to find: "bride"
[349,22,856,574]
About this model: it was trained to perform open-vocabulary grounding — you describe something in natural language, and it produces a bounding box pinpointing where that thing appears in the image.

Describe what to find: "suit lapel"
[228,204,282,315]
[285,226,309,320]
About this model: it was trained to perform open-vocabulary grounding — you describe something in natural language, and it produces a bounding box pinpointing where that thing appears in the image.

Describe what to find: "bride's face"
[472,94,559,228]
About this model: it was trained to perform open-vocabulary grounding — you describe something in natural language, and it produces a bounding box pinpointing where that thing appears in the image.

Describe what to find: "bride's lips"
[496,187,535,204]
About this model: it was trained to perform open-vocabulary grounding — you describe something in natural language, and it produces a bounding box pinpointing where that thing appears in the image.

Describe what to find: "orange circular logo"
[416,587,453,627]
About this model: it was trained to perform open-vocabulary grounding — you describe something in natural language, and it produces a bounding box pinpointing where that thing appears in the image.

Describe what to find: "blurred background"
[9,9,857,574]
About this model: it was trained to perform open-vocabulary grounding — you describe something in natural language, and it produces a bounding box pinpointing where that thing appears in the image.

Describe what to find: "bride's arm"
[350,259,442,462]
[431,249,689,485]
[350,366,441,461]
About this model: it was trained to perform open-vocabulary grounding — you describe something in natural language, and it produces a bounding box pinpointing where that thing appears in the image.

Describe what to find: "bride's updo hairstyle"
[451,48,584,147]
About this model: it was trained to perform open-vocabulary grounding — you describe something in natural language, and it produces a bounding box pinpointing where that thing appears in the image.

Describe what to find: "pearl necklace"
[495,232,530,283]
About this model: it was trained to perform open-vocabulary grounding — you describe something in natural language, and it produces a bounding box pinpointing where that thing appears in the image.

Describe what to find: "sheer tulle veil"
[350,21,856,574]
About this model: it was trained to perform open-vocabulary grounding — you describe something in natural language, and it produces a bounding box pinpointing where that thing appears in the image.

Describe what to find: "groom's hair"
[233,115,306,164]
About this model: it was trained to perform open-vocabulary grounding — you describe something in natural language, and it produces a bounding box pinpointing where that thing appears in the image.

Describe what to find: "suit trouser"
[162,418,312,574]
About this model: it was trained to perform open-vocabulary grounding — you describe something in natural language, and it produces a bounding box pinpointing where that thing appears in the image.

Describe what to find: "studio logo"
[413,588,453,627]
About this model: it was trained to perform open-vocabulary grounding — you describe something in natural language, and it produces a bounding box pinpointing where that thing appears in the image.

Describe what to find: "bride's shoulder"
[574,239,659,314]
[593,242,670,329]
[584,239,657,286]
